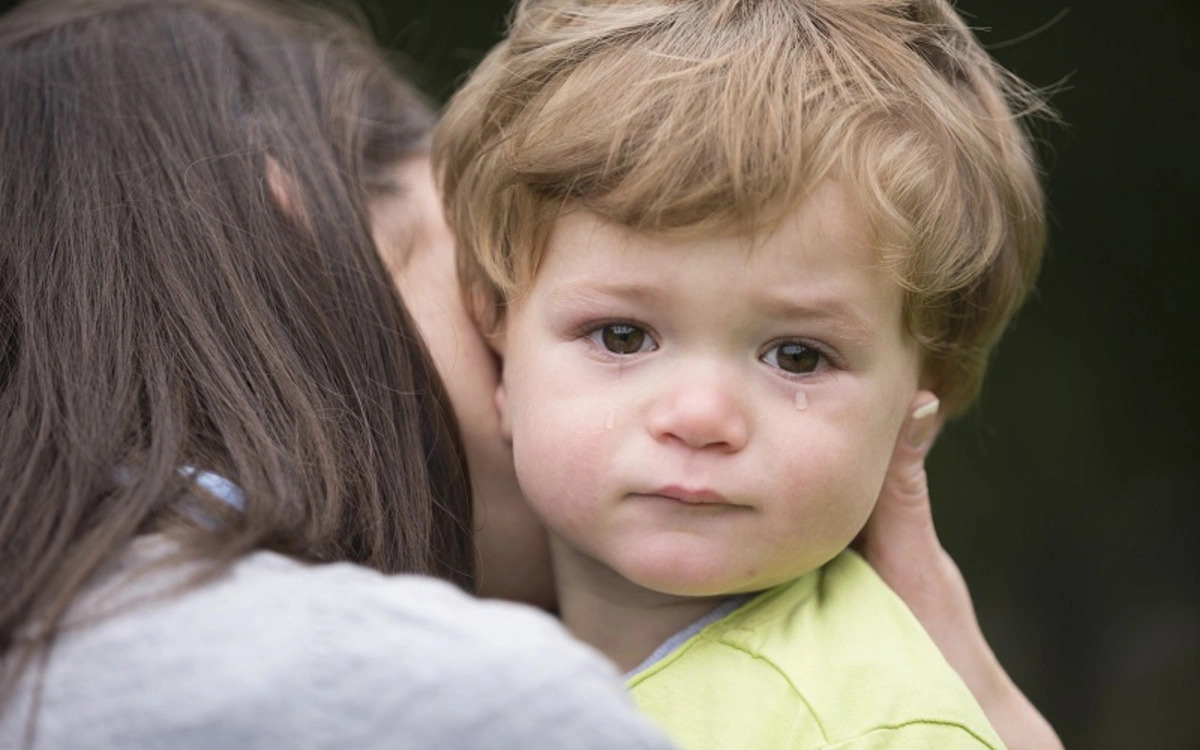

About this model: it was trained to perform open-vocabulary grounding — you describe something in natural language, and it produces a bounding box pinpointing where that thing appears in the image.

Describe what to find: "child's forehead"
[542,180,884,267]
[532,184,906,316]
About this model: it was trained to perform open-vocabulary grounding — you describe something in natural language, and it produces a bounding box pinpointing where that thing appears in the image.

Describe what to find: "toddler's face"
[498,180,922,596]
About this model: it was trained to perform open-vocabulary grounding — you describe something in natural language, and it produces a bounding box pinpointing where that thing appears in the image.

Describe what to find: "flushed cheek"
[811,387,907,487]
[509,396,616,529]
[762,418,890,544]
[773,456,872,547]
[511,451,614,566]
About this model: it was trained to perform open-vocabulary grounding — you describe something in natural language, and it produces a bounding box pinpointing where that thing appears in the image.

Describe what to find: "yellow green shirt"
[627,550,1004,749]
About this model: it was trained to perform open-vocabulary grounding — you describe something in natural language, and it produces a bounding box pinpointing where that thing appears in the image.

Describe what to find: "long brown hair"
[0,0,473,697]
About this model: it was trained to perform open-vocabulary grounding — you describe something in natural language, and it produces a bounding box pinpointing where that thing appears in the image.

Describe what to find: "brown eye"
[596,324,651,354]
[764,342,822,374]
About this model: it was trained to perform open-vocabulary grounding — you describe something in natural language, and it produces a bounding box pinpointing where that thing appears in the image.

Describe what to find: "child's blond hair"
[434,0,1050,414]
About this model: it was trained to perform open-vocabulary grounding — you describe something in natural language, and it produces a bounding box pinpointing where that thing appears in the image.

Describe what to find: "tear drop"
[793,390,809,411]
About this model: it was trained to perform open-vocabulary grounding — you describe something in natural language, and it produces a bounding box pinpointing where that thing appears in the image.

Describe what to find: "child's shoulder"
[628,551,1004,749]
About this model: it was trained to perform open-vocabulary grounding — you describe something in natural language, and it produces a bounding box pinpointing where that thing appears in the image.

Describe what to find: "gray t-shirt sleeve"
[2,548,674,749]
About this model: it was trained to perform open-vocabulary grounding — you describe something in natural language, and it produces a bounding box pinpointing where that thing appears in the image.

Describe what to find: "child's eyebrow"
[542,281,660,309]
[542,282,879,346]
[755,295,878,347]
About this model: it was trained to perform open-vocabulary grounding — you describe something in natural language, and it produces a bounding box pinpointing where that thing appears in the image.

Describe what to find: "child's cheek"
[509,386,609,529]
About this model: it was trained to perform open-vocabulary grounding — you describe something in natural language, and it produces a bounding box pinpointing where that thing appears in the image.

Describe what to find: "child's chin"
[619,562,775,600]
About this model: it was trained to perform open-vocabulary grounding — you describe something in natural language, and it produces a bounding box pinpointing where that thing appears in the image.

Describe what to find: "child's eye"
[588,323,657,354]
[761,341,823,374]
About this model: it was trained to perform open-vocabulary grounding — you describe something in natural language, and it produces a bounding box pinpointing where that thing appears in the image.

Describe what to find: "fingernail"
[906,397,940,448]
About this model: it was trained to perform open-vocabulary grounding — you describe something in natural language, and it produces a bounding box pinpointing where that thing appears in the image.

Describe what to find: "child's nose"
[645,371,748,453]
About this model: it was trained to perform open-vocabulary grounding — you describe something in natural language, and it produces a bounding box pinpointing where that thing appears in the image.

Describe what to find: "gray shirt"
[0,539,673,749]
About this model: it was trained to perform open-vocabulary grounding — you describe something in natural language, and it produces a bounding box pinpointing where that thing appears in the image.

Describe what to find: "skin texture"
[372,158,554,608]
[495,181,923,668]
[376,158,1061,748]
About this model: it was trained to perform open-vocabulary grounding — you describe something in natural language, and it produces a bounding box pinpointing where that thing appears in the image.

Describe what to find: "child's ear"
[468,284,508,357]
[485,326,506,357]
[487,315,511,442]
[495,377,512,443]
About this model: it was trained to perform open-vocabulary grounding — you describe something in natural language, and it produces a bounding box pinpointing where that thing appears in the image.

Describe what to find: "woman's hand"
[856,391,1063,749]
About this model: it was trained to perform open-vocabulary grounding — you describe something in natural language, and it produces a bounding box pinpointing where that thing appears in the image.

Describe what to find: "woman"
[0,1,667,746]
[0,1,1057,747]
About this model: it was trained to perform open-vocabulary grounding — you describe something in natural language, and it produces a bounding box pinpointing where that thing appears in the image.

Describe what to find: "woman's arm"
[856,392,1063,750]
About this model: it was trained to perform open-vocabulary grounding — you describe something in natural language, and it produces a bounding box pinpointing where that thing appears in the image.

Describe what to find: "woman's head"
[373,157,555,608]
[0,0,473,673]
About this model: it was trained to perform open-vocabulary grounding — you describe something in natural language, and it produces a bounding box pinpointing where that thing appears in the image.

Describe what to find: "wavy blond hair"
[434,0,1050,413]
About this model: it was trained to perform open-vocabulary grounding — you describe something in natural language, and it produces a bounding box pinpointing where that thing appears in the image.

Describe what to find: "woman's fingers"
[857,391,980,687]
[855,391,942,569]
[856,391,1063,749]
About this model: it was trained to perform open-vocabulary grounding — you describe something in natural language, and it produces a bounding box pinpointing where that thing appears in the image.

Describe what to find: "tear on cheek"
[793,390,809,411]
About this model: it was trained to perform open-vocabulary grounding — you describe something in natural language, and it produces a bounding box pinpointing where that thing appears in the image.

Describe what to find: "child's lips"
[640,484,734,506]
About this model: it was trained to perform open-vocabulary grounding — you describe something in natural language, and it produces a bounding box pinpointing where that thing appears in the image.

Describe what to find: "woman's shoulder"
[5,544,672,749]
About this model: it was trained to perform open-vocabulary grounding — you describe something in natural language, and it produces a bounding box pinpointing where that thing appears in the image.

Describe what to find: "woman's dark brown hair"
[0,0,473,699]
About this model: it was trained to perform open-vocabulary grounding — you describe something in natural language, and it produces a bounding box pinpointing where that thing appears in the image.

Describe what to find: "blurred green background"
[366,1,1199,746]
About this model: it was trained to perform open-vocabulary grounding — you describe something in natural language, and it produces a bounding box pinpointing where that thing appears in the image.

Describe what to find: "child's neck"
[550,539,731,673]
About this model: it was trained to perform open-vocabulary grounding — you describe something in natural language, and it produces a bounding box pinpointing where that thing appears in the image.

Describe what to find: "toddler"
[435,1,1046,747]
